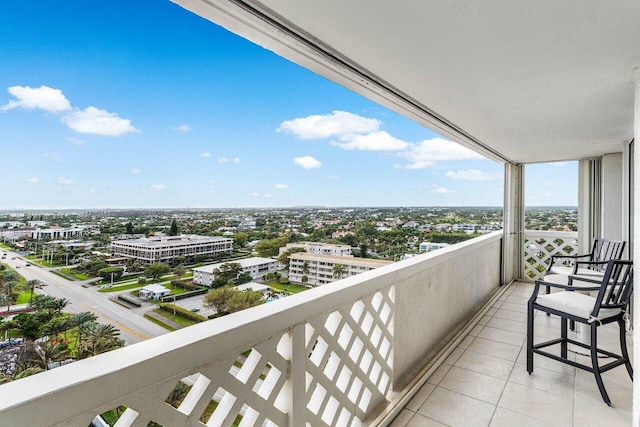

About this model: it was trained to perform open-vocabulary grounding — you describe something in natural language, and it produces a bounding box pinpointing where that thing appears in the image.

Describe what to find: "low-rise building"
[192,257,277,287]
[139,284,170,300]
[279,241,352,257]
[32,227,84,240]
[111,234,233,265]
[419,242,450,252]
[288,253,392,285]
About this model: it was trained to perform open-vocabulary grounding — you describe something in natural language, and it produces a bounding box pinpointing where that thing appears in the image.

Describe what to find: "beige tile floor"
[390,281,633,427]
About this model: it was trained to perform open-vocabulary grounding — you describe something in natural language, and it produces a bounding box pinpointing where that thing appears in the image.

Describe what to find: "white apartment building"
[279,241,352,257]
[419,242,450,252]
[192,257,277,287]
[32,227,84,240]
[111,234,233,265]
[288,252,392,285]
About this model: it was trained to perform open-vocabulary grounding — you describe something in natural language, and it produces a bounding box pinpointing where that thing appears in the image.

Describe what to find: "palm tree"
[332,263,345,279]
[77,323,123,359]
[69,311,98,353]
[42,317,70,341]
[36,341,69,370]
[24,279,43,306]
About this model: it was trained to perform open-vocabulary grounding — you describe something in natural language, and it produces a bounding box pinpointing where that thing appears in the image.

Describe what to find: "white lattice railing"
[523,230,578,281]
[0,232,502,427]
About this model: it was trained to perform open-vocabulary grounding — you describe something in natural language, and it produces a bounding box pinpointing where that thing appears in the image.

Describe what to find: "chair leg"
[590,322,611,406]
[619,318,633,380]
[527,303,534,374]
[560,317,568,359]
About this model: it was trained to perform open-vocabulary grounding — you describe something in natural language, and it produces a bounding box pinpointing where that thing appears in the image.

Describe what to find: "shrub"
[158,303,207,322]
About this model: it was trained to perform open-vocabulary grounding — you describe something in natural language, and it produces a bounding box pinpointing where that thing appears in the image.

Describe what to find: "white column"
[633,67,640,427]
[502,163,524,283]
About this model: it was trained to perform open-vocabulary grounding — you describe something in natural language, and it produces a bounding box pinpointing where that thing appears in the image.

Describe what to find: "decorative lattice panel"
[523,234,578,280]
[84,287,395,427]
[304,288,394,426]
[95,332,292,427]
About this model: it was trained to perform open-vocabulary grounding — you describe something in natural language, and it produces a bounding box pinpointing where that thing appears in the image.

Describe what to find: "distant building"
[32,227,84,240]
[0,228,35,241]
[419,242,450,252]
[111,234,233,265]
[288,252,392,285]
[279,241,352,257]
[192,257,277,287]
[238,219,257,230]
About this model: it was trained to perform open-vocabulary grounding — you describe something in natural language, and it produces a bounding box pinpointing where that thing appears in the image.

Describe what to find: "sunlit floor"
[390,281,633,427]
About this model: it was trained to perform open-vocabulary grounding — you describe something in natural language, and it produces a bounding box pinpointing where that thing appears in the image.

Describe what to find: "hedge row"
[159,288,207,303]
[158,303,207,322]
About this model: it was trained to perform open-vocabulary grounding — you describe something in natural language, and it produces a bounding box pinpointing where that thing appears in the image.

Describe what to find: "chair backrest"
[591,239,626,262]
[588,239,626,272]
[591,260,633,317]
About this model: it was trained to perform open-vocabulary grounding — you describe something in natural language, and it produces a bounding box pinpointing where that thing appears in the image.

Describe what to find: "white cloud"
[61,106,139,136]
[130,168,141,174]
[2,85,71,113]
[293,156,322,169]
[445,169,499,181]
[233,157,240,163]
[173,124,191,132]
[277,110,381,139]
[218,157,229,163]
[397,138,483,169]
[151,184,167,191]
[432,186,452,194]
[26,177,39,183]
[58,176,73,185]
[274,183,289,189]
[200,152,211,158]
[43,152,62,162]
[67,137,86,147]
[250,192,273,198]
[331,131,409,151]
[543,181,558,187]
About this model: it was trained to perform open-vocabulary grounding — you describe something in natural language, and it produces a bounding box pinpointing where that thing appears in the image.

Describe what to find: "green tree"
[237,272,253,284]
[203,286,237,315]
[145,263,172,280]
[125,222,134,234]
[226,290,263,313]
[233,232,248,248]
[69,311,98,353]
[169,219,179,236]
[98,267,124,283]
[214,263,243,282]
[173,265,186,280]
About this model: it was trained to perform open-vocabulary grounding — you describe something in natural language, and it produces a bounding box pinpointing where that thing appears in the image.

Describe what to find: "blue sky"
[0,1,576,209]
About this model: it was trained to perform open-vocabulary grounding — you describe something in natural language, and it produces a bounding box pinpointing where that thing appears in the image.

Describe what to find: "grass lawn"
[100,283,144,293]
[268,282,309,294]
[154,308,199,327]
[60,268,89,280]
[15,291,31,304]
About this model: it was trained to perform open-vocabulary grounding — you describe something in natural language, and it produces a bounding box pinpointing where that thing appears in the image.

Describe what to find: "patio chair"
[547,238,625,277]
[527,259,633,406]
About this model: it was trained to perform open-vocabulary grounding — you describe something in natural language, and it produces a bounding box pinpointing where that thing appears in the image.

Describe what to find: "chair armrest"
[530,279,601,302]
[550,253,591,260]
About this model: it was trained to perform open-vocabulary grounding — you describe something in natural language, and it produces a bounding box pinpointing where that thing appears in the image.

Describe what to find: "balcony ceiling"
[174,0,640,164]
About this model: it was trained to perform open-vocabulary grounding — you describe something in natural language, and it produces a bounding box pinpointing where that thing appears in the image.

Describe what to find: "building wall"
[193,258,277,286]
[289,254,391,285]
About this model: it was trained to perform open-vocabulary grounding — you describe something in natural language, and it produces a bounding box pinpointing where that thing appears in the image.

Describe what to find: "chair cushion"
[535,291,621,321]
[550,266,605,277]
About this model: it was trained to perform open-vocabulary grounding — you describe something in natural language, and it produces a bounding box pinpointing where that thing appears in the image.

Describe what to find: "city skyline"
[0,1,577,209]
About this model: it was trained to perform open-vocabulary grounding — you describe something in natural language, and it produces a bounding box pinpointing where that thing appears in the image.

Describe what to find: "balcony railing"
[0,232,502,427]
[522,230,578,281]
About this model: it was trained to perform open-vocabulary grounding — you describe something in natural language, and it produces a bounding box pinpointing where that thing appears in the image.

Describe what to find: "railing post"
[290,323,306,427]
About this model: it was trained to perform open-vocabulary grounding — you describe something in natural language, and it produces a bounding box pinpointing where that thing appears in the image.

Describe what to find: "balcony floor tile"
[392,281,633,427]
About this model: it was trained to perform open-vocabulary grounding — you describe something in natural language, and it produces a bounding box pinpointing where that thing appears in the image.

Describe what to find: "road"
[1,250,167,345]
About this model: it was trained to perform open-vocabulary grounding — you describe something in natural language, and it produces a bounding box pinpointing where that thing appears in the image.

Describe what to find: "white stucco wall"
[601,152,624,241]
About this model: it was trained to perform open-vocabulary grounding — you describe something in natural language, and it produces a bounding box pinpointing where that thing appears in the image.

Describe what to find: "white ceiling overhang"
[173,0,640,164]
